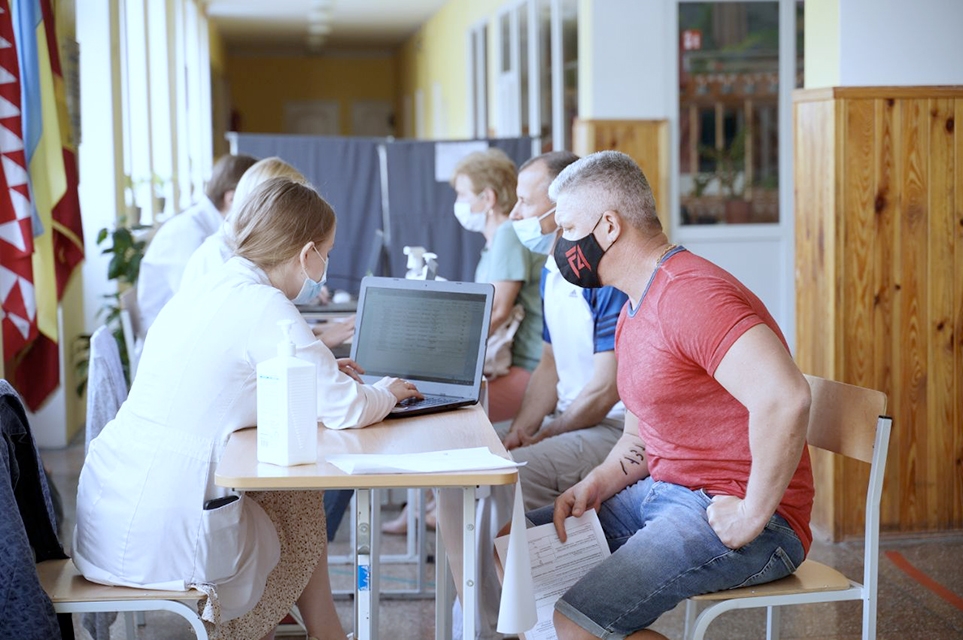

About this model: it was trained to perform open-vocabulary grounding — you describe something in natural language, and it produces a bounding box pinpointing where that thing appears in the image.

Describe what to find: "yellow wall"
[804,0,840,88]
[208,20,227,75]
[225,53,397,135]
[397,0,506,139]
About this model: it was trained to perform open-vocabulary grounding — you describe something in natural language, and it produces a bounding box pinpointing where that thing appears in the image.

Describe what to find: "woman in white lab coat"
[74,178,422,640]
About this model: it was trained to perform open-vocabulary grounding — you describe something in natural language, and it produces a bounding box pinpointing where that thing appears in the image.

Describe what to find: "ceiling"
[205,0,450,53]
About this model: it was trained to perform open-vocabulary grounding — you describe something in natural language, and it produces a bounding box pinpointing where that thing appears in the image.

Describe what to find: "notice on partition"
[494,510,611,640]
[434,140,489,181]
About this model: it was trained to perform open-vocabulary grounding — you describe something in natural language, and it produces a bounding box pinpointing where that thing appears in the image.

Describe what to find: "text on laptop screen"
[354,287,487,385]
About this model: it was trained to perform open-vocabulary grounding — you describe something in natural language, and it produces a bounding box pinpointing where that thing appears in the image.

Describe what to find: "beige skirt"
[211,490,326,640]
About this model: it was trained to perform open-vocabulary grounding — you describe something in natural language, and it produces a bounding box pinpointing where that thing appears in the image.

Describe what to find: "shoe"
[381,499,437,535]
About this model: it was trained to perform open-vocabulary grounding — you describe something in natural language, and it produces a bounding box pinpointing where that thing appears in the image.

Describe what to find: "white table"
[215,404,517,640]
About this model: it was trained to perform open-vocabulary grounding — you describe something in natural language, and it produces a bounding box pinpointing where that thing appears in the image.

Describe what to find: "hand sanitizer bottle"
[257,319,318,466]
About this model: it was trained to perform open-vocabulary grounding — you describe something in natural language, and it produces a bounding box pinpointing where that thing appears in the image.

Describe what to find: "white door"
[284,100,340,135]
[671,0,802,351]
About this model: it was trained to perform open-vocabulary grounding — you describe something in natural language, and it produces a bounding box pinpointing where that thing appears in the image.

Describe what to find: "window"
[492,0,577,150]
[678,1,802,225]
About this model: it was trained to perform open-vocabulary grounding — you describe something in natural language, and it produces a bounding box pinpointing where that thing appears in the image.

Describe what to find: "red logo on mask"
[565,245,591,276]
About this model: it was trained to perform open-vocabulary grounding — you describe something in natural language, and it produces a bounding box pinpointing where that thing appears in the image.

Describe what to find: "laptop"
[350,276,494,417]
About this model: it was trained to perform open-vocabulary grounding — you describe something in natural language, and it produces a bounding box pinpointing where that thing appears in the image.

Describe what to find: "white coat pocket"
[197,494,245,584]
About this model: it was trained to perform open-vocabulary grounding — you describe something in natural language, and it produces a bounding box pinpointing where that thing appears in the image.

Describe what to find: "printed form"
[495,510,611,640]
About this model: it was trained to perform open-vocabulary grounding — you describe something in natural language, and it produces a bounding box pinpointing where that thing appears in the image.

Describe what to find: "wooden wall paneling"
[927,98,956,529]
[897,97,930,530]
[794,100,836,379]
[794,98,839,538]
[954,100,963,528]
[795,87,963,538]
[571,119,670,234]
[839,96,877,535]
[874,97,900,529]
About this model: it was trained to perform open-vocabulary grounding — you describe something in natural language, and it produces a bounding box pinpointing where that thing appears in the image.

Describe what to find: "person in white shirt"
[137,153,258,332]
[181,157,300,287]
[183,156,353,350]
[74,178,422,640]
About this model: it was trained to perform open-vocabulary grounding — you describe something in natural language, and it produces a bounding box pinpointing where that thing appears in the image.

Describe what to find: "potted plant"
[703,129,750,224]
[73,223,147,394]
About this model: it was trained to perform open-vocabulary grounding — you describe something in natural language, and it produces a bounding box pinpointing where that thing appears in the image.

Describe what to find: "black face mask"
[553,214,614,289]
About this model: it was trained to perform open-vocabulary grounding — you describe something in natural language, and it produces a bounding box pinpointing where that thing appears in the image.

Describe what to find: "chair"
[683,374,891,640]
[86,325,128,454]
[118,286,145,381]
[37,558,208,640]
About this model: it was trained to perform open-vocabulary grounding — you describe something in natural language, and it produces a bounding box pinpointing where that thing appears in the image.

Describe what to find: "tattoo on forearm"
[620,446,646,476]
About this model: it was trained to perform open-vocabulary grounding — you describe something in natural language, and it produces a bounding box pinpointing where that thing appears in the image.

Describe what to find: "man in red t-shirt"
[529,151,814,640]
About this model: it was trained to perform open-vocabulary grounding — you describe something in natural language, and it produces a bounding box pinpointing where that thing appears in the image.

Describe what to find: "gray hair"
[548,151,660,232]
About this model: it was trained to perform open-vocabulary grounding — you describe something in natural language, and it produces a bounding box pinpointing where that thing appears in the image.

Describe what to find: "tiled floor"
[41,433,963,639]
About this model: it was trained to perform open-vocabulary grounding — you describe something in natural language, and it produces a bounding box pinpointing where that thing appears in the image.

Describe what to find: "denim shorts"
[527,477,805,639]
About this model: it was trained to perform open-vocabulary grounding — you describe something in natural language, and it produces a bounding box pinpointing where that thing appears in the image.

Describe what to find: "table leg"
[371,489,382,636]
[462,486,477,640]
[355,489,374,640]
[434,525,452,640]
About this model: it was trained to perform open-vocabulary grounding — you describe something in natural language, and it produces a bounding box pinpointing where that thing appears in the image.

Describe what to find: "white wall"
[581,0,672,119]
[839,0,963,86]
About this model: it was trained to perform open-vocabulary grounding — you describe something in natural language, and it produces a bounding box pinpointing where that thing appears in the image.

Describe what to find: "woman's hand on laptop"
[376,377,424,403]
[336,358,366,383]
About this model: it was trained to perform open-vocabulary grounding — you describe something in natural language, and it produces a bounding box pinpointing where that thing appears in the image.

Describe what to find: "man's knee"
[554,609,595,640]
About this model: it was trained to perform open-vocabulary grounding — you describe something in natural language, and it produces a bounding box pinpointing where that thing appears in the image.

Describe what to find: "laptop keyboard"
[396,395,452,409]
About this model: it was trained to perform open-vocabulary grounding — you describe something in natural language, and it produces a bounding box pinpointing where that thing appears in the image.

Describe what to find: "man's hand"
[503,430,524,450]
[336,358,365,383]
[503,423,539,450]
[552,475,604,543]
[706,494,768,549]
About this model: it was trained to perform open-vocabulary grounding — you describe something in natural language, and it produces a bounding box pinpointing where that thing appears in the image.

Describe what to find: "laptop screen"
[353,285,489,385]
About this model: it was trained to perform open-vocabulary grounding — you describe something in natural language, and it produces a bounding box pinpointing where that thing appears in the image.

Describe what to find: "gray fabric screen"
[381,138,534,283]
[232,134,384,295]
[231,134,534,290]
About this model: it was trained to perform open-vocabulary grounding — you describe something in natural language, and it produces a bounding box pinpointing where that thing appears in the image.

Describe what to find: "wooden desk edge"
[214,467,518,491]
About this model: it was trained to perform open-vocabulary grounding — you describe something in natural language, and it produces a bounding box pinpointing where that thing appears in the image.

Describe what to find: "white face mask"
[454,199,487,233]
[511,206,557,254]
[292,247,328,305]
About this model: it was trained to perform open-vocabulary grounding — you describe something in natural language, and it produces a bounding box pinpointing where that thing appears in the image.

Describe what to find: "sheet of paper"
[325,446,523,474]
[434,140,489,181]
[496,481,537,634]
[495,510,610,640]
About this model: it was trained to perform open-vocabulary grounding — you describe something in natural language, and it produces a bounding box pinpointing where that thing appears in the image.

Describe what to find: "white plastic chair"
[684,374,892,640]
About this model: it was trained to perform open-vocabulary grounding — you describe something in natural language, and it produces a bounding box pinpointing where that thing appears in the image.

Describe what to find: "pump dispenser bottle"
[256,319,318,466]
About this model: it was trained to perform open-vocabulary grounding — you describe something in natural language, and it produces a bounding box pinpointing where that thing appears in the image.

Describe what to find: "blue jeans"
[527,477,805,639]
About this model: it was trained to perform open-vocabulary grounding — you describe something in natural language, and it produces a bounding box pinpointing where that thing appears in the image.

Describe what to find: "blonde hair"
[232,178,336,270]
[450,148,517,213]
[228,157,307,224]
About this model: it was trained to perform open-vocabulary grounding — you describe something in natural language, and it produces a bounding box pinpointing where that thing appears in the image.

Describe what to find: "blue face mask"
[292,247,328,304]
[511,207,557,254]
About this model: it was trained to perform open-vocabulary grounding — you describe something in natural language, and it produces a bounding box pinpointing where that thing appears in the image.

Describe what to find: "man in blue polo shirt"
[501,150,628,511]
[455,151,627,640]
